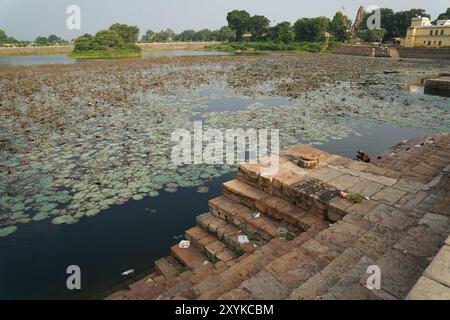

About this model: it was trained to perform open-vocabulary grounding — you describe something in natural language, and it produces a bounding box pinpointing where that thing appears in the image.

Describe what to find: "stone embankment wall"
[336,45,450,60]
[396,47,450,60]
[425,77,450,97]
[335,45,399,58]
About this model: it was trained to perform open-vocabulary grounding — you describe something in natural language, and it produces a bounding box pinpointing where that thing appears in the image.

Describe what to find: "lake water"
[0,51,233,66]
[0,121,425,299]
[0,54,77,65]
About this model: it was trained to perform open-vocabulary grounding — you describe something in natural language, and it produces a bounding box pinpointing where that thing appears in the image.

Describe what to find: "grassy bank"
[204,40,336,53]
[69,49,142,59]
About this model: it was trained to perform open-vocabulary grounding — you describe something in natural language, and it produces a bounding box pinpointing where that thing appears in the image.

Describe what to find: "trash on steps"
[121,269,134,276]
[238,234,249,244]
[277,226,288,234]
[178,240,191,249]
[252,211,261,219]
[340,191,349,199]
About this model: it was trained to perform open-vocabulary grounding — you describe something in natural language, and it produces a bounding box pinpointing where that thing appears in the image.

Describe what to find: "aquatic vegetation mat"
[1,54,449,236]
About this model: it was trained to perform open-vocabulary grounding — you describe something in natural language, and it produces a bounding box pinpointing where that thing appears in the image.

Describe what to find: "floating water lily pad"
[148,191,159,197]
[32,212,49,221]
[51,215,75,225]
[0,226,18,238]
[164,187,177,193]
[197,186,210,193]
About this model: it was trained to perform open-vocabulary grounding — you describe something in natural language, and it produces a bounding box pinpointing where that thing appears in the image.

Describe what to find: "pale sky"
[0,0,448,40]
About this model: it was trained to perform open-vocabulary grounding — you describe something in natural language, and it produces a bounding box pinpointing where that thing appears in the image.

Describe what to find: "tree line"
[359,7,450,43]
[1,7,449,47]
[140,26,235,42]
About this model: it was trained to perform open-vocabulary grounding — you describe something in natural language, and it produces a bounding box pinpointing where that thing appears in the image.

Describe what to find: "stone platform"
[425,76,450,97]
[106,133,450,300]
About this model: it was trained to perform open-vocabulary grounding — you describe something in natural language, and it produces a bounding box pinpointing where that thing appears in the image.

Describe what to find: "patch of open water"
[0,51,234,66]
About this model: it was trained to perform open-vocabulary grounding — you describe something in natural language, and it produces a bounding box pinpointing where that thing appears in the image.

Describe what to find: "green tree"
[357,28,386,42]
[270,22,295,44]
[436,8,450,21]
[109,23,139,43]
[361,8,396,41]
[194,29,213,41]
[82,33,94,40]
[394,9,430,37]
[35,36,49,45]
[0,29,8,44]
[249,15,270,41]
[93,29,124,50]
[141,29,155,42]
[294,16,330,41]
[330,11,352,42]
[227,10,251,41]
[176,29,196,41]
[217,26,235,42]
[74,36,93,51]
[47,34,64,44]
[152,29,176,42]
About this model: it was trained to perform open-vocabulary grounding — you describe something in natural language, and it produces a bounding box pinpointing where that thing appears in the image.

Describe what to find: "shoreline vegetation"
[69,47,142,59]
[204,39,335,53]
[70,24,142,59]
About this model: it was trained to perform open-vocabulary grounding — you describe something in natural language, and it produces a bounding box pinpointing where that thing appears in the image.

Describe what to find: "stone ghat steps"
[187,230,320,300]
[196,212,264,254]
[223,179,329,232]
[209,195,299,242]
[107,135,450,300]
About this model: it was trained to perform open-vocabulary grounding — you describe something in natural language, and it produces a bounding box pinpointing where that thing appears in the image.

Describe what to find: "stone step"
[185,224,238,263]
[223,179,328,231]
[233,219,369,300]
[196,212,264,254]
[171,244,208,270]
[209,195,299,242]
[194,230,317,300]
[111,270,190,300]
[154,256,181,279]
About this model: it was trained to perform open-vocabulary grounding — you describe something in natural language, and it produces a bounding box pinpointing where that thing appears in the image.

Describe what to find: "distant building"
[403,17,450,47]
[352,5,366,32]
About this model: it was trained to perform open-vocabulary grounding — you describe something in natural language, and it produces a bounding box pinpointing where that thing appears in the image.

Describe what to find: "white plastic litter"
[252,211,261,219]
[179,240,191,249]
[238,235,250,244]
[121,269,134,276]
[203,260,210,266]
[277,226,288,234]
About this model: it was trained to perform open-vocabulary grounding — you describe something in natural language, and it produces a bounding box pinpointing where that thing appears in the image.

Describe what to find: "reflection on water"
[0,51,233,66]
[304,122,426,159]
[0,54,76,65]
[407,84,425,94]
